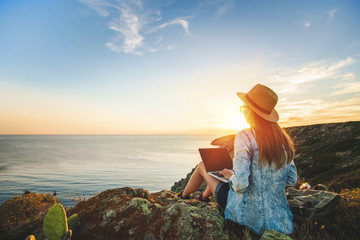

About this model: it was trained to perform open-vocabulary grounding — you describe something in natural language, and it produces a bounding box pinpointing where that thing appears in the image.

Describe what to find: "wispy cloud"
[216,0,234,16]
[302,7,339,30]
[326,8,339,24]
[105,6,144,54]
[157,18,190,34]
[278,96,360,126]
[267,57,355,93]
[264,57,359,126]
[332,80,360,96]
[79,0,190,55]
[78,0,111,17]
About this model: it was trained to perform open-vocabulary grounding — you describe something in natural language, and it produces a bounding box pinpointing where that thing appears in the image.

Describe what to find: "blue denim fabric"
[225,129,297,235]
[215,181,229,209]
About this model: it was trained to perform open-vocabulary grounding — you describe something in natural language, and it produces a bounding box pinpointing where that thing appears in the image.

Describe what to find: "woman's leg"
[182,161,221,197]
[203,185,212,198]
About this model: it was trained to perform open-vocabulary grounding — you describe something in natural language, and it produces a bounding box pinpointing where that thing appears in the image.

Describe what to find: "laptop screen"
[198,148,233,172]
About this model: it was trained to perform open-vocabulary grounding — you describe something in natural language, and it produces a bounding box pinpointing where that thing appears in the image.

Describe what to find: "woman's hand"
[220,168,234,180]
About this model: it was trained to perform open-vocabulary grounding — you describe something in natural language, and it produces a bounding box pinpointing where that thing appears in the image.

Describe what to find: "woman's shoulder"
[237,128,255,140]
[235,128,256,147]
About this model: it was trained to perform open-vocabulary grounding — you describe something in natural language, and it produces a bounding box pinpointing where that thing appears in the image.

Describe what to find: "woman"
[178,84,297,235]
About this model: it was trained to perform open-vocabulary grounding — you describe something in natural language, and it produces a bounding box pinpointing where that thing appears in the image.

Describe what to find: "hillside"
[172,121,360,193]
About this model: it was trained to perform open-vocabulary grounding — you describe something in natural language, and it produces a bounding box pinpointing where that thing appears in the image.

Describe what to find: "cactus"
[42,203,79,240]
[67,214,79,231]
[260,229,293,240]
[25,203,78,240]
[43,203,68,240]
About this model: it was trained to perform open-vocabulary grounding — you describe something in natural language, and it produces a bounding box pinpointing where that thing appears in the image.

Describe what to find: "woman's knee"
[197,161,207,175]
[197,161,205,170]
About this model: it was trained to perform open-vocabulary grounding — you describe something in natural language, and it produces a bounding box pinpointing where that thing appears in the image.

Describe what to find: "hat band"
[245,95,272,115]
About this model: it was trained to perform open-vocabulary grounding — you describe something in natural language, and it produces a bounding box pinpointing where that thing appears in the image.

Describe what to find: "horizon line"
[0,120,357,135]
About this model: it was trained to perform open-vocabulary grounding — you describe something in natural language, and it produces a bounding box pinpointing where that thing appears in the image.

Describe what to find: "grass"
[317,138,360,154]
[309,165,360,188]
[328,169,360,192]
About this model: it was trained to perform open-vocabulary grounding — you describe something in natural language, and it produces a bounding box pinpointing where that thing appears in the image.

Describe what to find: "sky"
[0,0,359,134]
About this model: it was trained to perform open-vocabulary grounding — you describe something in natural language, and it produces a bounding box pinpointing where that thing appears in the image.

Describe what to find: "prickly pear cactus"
[43,203,68,240]
[25,235,36,240]
[260,229,293,240]
[67,214,79,231]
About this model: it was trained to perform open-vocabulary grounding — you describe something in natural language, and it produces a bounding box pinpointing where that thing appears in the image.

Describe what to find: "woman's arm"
[286,161,297,186]
[228,131,252,194]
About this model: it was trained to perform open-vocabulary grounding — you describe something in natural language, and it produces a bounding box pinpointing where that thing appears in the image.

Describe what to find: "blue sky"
[0,0,359,134]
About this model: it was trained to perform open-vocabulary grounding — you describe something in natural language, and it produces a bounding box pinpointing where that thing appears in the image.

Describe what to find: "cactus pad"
[43,203,68,240]
[67,214,79,231]
[25,235,36,240]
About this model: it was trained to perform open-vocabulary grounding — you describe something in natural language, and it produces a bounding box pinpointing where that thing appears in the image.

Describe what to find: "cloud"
[78,0,110,17]
[267,57,355,93]
[216,0,234,16]
[304,21,311,28]
[166,45,174,50]
[278,96,360,127]
[326,8,339,23]
[332,80,360,96]
[79,0,190,55]
[263,57,359,126]
[105,7,144,54]
[157,18,190,35]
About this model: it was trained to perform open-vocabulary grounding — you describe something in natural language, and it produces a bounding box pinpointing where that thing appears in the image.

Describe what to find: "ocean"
[0,135,216,207]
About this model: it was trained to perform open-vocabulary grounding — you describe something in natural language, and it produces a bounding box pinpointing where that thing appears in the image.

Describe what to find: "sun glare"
[219,114,250,132]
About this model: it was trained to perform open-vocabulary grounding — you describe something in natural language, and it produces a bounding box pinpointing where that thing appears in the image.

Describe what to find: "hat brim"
[237,92,279,122]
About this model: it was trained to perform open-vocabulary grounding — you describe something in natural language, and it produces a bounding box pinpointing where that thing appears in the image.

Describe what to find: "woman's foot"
[196,192,210,202]
[176,190,190,200]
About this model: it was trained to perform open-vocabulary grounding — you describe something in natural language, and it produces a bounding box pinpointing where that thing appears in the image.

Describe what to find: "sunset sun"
[220,114,250,132]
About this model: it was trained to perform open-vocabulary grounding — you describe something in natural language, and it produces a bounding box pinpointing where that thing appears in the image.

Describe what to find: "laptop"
[198,147,233,183]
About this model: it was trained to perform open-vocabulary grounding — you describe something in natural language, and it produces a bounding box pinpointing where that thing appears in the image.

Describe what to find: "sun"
[219,114,250,132]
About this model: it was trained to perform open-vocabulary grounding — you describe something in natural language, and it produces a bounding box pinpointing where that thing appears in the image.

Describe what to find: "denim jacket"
[225,129,297,235]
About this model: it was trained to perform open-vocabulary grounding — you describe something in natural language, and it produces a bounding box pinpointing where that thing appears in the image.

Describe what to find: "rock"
[211,134,236,159]
[68,187,229,240]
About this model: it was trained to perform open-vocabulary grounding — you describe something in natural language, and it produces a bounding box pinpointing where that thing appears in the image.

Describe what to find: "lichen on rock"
[130,197,151,214]
[67,187,230,240]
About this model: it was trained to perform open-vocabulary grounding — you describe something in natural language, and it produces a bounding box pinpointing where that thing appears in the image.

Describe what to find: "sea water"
[0,135,216,207]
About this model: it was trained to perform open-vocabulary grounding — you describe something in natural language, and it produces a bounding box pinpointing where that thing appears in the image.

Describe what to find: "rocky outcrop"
[1,188,257,240]
[1,186,360,240]
[67,187,235,240]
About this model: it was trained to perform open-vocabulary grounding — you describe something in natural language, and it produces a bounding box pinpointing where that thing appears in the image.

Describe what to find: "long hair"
[246,109,295,169]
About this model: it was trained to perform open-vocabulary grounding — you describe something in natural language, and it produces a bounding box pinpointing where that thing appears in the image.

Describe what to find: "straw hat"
[237,84,279,122]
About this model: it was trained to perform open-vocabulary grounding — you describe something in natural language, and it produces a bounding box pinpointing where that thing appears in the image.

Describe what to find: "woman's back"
[225,129,297,235]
